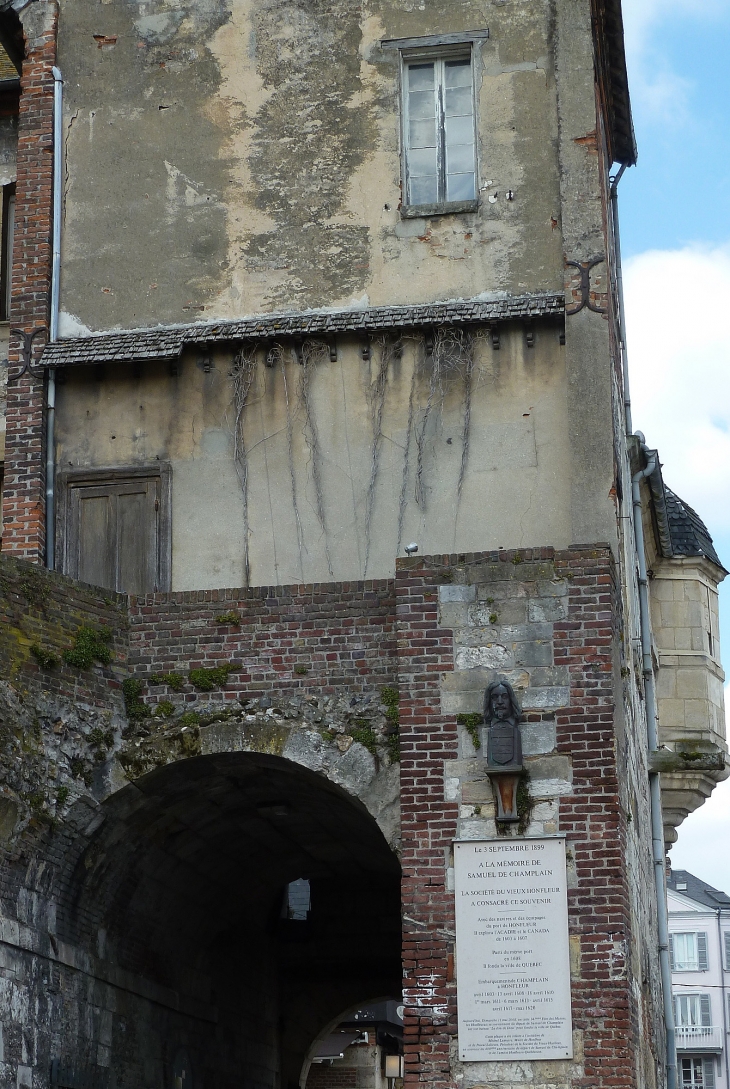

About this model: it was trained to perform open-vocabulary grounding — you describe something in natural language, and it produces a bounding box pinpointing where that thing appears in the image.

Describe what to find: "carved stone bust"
[483,678,523,771]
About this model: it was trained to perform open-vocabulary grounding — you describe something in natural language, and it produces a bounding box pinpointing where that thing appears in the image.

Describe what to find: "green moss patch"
[63,626,113,669]
[457,713,483,751]
[189,664,234,691]
[350,723,378,756]
[149,672,184,691]
[178,711,201,728]
[215,611,241,625]
[30,644,58,669]
[122,678,150,720]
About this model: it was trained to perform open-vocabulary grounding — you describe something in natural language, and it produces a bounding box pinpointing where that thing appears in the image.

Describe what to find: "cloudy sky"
[619,0,730,889]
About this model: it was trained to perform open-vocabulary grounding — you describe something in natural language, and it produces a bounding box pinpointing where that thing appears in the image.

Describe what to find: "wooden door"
[64,472,169,594]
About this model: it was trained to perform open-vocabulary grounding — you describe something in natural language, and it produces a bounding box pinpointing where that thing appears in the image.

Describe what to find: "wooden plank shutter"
[73,486,115,589]
[64,471,169,595]
[669,934,675,970]
[115,479,159,595]
[700,993,712,1026]
[698,933,709,971]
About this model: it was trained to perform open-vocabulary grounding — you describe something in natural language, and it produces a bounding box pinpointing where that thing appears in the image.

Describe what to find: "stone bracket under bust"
[483,678,524,822]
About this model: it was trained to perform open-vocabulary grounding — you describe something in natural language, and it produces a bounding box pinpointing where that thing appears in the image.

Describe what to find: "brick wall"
[396,555,459,1089]
[396,546,645,1089]
[553,548,634,1089]
[1,1,58,560]
[306,1066,358,1089]
[0,555,127,708]
[0,548,659,1089]
[126,581,397,702]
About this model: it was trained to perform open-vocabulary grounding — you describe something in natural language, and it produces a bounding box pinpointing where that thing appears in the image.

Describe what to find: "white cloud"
[624,243,730,533]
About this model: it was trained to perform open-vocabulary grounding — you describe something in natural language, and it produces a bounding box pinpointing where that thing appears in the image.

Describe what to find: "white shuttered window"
[674,994,712,1027]
[670,932,709,971]
[403,54,476,208]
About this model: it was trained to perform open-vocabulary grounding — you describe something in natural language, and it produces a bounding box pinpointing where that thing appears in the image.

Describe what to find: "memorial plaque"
[454,837,572,1062]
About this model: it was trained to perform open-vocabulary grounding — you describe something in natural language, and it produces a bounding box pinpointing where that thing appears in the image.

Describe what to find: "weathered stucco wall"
[57,0,564,331]
[54,325,571,587]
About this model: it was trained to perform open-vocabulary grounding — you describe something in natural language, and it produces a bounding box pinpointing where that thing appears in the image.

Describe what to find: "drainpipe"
[609,163,632,435]
[45,66,62,570]
[717,909,729,1089]
[612,163,675,1086]
[632,433,677,1089]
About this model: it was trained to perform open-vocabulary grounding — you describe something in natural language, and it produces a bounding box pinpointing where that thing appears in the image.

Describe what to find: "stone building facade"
[0,0,725,1088]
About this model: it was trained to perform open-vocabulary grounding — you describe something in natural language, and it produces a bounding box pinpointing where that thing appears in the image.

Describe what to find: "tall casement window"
[402,52,476,211]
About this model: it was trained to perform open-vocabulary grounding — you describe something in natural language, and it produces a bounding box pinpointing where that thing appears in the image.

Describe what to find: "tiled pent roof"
[41,292,565,368]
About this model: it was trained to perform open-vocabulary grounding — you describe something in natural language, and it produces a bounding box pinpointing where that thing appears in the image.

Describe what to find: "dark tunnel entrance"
[57,752,402,1089]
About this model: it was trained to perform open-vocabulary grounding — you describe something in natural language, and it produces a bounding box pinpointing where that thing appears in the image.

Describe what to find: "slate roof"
[668,869,730,909]
[41,292,565,369]
[664,488,725,571]
[647,453,725,572]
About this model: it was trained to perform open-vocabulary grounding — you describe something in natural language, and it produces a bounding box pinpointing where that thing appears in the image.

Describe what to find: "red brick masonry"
[397,547,634,1089]
[1,5,58,560]
[0,545,640,1089]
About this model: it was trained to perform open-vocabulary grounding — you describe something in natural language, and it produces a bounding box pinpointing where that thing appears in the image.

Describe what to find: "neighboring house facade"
[668,870,730,1089]
[0,1,726,1089]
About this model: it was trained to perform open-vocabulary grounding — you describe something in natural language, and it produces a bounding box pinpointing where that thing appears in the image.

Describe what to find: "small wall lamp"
[384,1055,404,1079]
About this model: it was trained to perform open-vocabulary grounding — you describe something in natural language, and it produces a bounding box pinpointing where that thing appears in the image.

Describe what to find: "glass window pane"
[408,63,435,91]
[445,114,474,145]
[675,933,699,970]
[409,118,437,149]
[444,86,473,116]
[409,175,438,205]
[409,89,437,120]
[408,146,438,177]
[446,143,475,174]
[444,59,472,88]
[446,172,475,201]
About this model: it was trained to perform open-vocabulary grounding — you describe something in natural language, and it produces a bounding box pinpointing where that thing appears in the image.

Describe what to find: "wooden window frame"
[56,464,172,592]
[398,45,479,218]
[672,932,709,972]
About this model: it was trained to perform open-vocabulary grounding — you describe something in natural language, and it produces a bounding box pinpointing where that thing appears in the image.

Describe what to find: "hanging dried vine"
[363,336,393,576]
[396,337,419,557]
[279,347,306,580]
[231,344,258,587]
[413,327,476,512]
[300,339,333,577]
[455,330,475,499]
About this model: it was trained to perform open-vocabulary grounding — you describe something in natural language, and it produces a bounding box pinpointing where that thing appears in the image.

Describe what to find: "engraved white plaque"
[454,837,573,1062]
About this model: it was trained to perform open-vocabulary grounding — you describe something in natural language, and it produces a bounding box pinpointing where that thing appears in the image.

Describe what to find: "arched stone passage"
[300,997,403,1089]
[49,752,401,1089]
